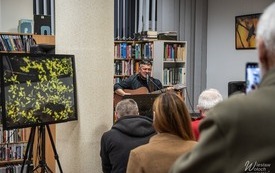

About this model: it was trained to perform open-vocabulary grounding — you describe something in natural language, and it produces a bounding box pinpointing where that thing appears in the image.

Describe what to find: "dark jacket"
[100,115,156,173]
[113,74,163,93]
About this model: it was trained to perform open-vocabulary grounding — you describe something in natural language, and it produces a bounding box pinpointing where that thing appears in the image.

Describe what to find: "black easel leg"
[20,125,62,173]
[32,125,53,173]
[21,126,36,173]
[46,124,63,173]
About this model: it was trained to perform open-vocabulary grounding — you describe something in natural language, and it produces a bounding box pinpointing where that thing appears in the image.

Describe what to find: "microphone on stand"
[148,76,163,92]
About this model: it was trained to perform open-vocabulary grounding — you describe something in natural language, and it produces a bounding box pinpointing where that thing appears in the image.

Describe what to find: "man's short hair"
[115,99,139,118]
[139,60,152,66]
[256,2,275,56]
[197,88,223,111]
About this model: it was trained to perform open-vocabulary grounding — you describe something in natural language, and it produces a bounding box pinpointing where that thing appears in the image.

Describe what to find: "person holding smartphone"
[170,3,275,173]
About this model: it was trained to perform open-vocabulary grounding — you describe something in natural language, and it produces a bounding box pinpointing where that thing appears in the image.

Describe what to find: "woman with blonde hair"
[126,92,196,173]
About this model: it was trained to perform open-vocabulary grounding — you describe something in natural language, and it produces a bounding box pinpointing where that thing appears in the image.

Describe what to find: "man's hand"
[166,86,174,91]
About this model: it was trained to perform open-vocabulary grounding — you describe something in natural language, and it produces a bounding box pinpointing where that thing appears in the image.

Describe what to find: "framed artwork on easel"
[235,13,261,49]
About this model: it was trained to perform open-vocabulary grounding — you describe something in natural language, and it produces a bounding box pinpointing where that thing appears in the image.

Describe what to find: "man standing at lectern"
[114,60,164,96]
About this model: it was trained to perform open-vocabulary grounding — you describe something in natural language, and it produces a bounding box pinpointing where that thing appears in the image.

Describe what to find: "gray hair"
[115,99,139,118]
[256,2,275,56]
[197,88,223,111]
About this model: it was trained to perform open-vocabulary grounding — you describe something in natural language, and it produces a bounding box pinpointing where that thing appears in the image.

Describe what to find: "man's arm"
[169,116,227,173]
[114,88,131,96]
[114,76,135,96]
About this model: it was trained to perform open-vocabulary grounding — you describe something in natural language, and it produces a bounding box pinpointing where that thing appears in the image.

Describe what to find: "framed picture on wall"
[235,13,261,49]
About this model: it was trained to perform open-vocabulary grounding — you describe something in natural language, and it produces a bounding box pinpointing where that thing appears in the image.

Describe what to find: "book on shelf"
[177,45,186,62]
[140,31,158,41]
[134,61,139,74]
[135,30,158,41]
[163,67,186,86]
[134,44,141,59]
[18,19,33,34]
[143,42,153,59]
[0,37,6,51]
[158,31,177,40]
[141,30,158,36]
[1,35,13,51]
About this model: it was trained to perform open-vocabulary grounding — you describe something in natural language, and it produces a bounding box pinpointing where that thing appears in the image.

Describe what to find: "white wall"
[55,0,113,172]
[207,0,274,98]
[0,0,33,32]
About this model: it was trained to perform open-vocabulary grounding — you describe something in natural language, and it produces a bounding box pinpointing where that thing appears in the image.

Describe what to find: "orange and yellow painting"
[235,13,261,49]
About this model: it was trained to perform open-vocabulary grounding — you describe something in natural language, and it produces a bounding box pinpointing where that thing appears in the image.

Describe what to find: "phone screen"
[245,62,261,93]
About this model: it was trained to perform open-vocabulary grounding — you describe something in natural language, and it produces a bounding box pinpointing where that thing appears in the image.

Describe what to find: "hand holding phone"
[245,62,261,93]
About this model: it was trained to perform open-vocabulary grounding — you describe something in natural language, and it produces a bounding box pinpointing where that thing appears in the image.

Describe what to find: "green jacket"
[170,68,275,173]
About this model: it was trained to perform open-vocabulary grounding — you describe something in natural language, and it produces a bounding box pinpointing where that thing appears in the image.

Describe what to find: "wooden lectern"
[115,93,160,119]
[113,85,184,121]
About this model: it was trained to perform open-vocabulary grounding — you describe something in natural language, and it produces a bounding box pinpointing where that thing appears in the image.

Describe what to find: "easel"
[20,124,63,173]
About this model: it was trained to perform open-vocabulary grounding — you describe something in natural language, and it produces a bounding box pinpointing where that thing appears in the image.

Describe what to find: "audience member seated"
[169,3,275,172]
[126,92,196,173]
[192,88,223,140]
[100,99,155,173]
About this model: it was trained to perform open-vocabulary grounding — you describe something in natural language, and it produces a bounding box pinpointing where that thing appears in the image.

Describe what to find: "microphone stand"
[148,76,164,93]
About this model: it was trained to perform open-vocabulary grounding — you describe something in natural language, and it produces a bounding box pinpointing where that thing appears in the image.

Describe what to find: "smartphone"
[245,62,261,93]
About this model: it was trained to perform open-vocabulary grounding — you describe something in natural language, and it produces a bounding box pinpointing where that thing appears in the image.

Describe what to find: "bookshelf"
[0,33,56,172]
[0,33,55,53]
[0,127,29,170]
[113,40,153,84]
[152,40,187,95]
[0,32,35,53]
[113,40,187,90]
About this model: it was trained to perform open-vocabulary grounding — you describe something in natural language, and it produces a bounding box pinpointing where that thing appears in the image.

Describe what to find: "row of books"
[114,42,153,60]
[114,60,145,76]
[135,42,153,59]
[0,127,28,144]
[0,164,31,173]
[114,43,132,59]
[163,67,186,86]
[116,31,178,42]
[114,60,134,76]
[164,43,186,61]
[0,143,27,161]
[0,34,35,52]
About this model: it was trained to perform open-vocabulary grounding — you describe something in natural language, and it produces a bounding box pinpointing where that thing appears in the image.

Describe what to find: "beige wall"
[0,0,33,32]
[55,1,114,172]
